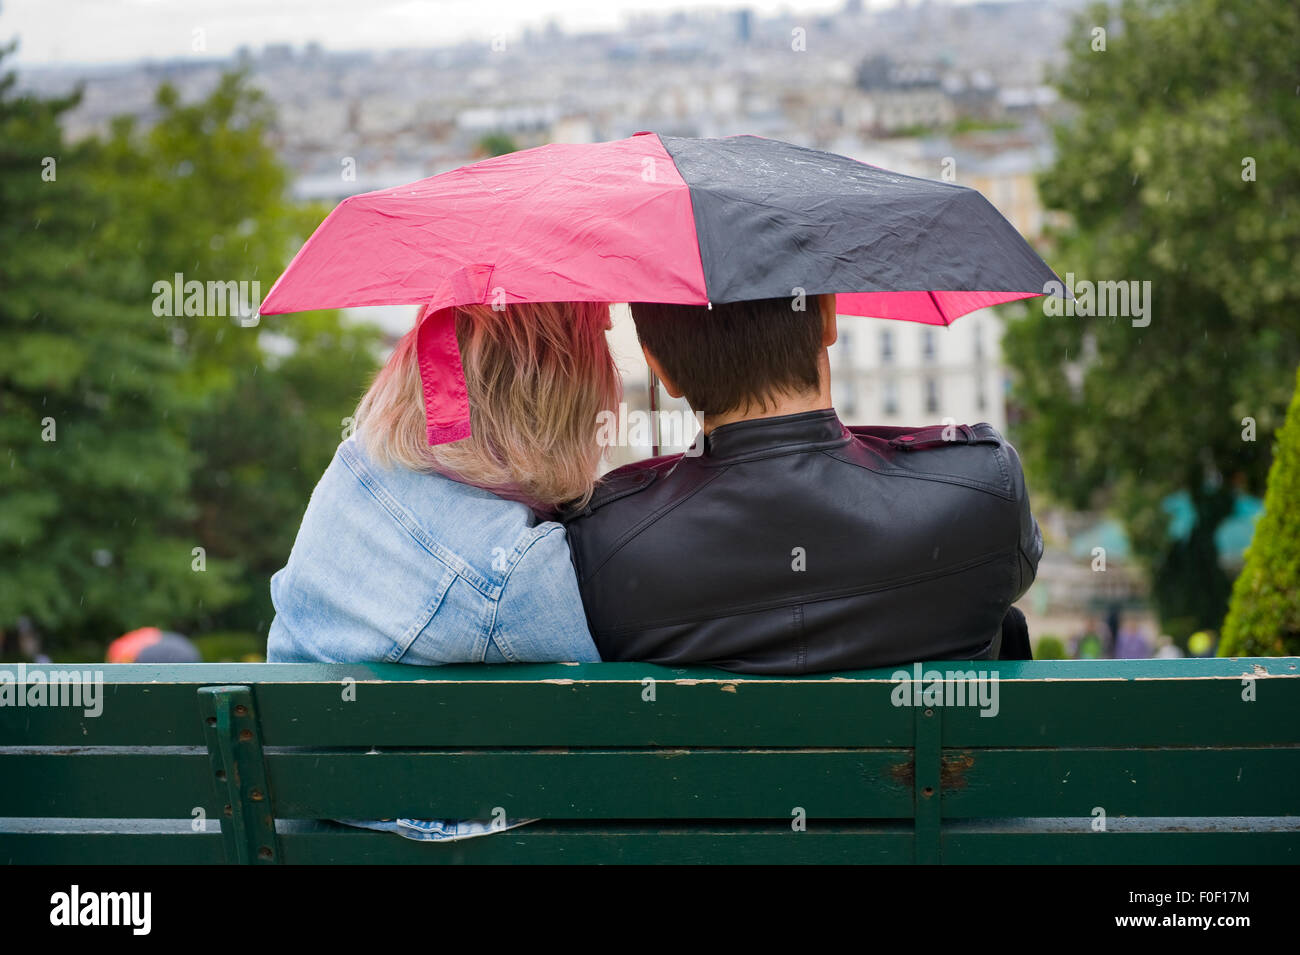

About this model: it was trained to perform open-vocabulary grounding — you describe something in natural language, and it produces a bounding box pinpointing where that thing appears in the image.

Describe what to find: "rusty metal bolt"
[205,716,217,726]
[924,708,934,717]
[234,704,248,717]
[250,788,264,802]
[238,729,252,741]
[257,846,273,860]
[922,786,935,798]
[215,769,226,781]
[223,804,233,817]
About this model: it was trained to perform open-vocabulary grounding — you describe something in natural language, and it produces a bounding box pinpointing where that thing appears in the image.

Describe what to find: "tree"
[1,57,383,654]
[1002,0,1300,641]
[1220,366,1300,656]
[85,72,383,640]
[0,47,239,651]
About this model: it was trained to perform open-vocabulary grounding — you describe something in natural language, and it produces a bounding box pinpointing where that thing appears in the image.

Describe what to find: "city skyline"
[3,0,1064,65]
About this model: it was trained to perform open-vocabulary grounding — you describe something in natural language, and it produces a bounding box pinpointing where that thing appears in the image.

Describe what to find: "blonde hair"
[354,301,620,511]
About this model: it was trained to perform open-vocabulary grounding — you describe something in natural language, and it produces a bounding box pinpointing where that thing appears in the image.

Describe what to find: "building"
[829,306,1009,431]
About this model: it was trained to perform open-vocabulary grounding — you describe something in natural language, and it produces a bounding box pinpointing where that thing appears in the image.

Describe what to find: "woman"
[267,300,619,840]
[268,299,618,665]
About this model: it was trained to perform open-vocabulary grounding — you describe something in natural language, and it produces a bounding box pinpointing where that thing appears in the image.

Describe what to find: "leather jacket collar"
[703,408,851,461]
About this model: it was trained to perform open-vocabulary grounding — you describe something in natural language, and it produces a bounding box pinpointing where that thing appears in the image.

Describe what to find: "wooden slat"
[9,819,1295,865]
[1,747,913,820]
[0,819,226,864]
[942,678,1300,747]
[0,820,916,865]
[0,749,216,818]
[941,818,1300,864]
[941,747,1300,818]
[275,820,916,864]
[6,659,1295,748]
[2,667,922,748]
[11,745,1294,824]
[263,749,914,819]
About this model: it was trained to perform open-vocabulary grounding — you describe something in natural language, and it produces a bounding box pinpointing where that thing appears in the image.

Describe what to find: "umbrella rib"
[927,289,949,326]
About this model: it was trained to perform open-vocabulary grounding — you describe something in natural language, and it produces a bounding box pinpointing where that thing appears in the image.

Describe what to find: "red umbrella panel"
[259,133,1064,444]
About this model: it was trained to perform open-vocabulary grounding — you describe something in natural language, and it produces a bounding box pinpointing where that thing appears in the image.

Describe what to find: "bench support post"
[198,685,280,865]
[914,704,942,864]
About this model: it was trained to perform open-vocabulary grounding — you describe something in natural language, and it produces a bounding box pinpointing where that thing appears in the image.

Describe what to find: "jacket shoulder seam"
[823,447,1017,501]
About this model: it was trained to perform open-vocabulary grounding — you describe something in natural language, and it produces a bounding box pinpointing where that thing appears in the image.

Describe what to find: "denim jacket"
[266,436,599,843]
[267,435,600,666]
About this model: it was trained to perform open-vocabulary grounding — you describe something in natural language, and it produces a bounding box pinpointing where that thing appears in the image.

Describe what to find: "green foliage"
[1220,365,1300,656]
[1074,632,1104,659]
[1033,635,1068,660]
[1002,0,1300,636]
[0,50,240,644]
[193,631,265,662]
[475,132,520,157]
[0,53,383,653]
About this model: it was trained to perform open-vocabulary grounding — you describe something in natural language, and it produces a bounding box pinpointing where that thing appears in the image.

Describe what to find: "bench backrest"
[3,658,1298,864]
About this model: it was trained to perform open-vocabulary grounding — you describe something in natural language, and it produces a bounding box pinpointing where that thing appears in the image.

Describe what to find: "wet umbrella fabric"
[259,133,1064,444]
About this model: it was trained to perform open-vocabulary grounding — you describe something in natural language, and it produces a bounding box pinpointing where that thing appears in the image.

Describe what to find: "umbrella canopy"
[260,132,1064,443]
[107,628,201,663]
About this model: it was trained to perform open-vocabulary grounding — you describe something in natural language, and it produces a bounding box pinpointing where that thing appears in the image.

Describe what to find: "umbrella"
[107,628,201,663]
[259,133,1064,444]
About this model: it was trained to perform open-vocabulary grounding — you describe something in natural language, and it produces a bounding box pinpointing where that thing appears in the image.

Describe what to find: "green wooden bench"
[3,657,1298,864]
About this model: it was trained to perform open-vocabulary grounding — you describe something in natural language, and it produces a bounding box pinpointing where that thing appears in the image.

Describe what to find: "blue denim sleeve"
[488,524,601,663]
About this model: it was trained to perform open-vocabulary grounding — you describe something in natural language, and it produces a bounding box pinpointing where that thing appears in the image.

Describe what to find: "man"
[563,293,1042,674]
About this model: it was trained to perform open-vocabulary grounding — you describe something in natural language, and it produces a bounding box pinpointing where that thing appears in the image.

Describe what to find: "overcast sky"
[0,0,876,65]
[0,0,1017,65]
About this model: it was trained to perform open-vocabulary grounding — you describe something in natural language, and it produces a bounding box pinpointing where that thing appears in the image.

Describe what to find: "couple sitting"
[269,291,1041,671]
[266,292,1041,836]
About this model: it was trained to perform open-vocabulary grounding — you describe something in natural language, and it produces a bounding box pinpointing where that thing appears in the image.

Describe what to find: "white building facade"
[828,307,1008,432]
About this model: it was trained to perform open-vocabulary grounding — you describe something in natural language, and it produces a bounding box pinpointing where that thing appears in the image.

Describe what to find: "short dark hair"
[629,295,825,415]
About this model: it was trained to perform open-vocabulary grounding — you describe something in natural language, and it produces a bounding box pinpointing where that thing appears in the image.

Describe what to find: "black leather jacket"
[564,409,1043,674]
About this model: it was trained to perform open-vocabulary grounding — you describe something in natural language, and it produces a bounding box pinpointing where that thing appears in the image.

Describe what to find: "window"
[883,378,899,416]
[880,329,894,365]
[837,331,854,368]
[973,322,984,361]
[976,370,987,411]
[833,379,858,417]
[921,328,936,363]
[924,376,940,414]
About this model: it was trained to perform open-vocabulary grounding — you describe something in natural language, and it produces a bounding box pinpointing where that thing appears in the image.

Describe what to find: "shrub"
[1033,635,1068,660]
[1220,365,1300,656]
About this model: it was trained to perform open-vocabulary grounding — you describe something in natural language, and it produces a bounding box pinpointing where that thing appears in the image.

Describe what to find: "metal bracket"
[198,685,280,864]
[914,703,942,864]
